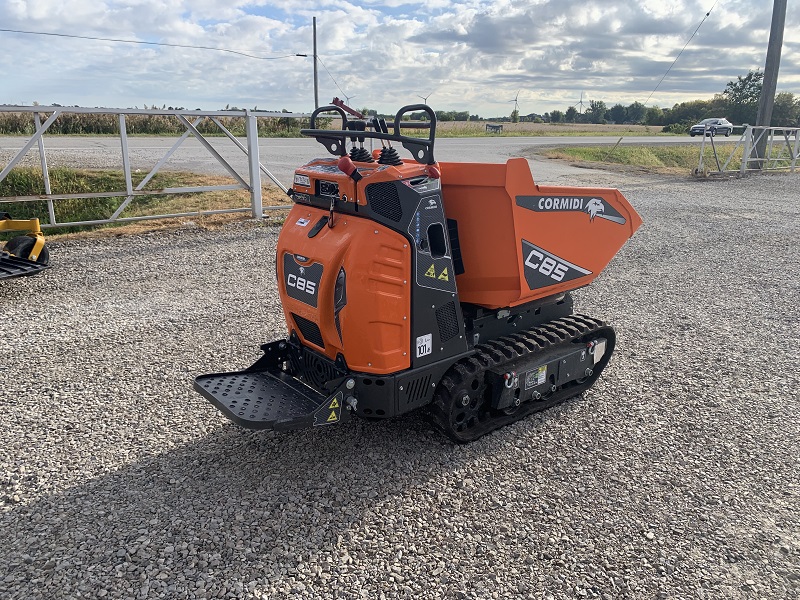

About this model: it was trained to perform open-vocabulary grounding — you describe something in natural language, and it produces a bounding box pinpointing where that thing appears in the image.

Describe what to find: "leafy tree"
[771,92,800,126]
[550,110,563,123]
[724,70,763,106]
[511,108,519,123]
[586,100,608,124]
[434,110,470,121]
[608,104,626,124]
[565,106,578,123]
[708,93,730,116]
[626,101,647,124]
[668,99,713,124]
[723,70,763,124]
[644,106,665,126]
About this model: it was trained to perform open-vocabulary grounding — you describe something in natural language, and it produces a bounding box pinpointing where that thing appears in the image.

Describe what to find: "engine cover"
[277,205,412,374]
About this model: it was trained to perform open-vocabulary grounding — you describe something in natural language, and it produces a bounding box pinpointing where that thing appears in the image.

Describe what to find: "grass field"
[542,143,743,173]
[326,120,664,137]
[435,121,661,137]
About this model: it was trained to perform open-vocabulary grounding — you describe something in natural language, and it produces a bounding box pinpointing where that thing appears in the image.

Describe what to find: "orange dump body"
[440,158,642,309]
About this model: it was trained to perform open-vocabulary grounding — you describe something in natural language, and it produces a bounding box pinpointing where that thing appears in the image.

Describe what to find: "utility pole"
[754,0,787,167]
[313,17,319,110]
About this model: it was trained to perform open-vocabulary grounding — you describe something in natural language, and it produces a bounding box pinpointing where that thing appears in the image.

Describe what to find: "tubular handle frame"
[301,104,437,165]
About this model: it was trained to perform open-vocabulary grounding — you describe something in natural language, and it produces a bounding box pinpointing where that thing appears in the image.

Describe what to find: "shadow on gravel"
[0,411,487,598]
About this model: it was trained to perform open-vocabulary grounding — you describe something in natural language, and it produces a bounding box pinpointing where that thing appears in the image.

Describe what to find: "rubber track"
[429,314,615,443]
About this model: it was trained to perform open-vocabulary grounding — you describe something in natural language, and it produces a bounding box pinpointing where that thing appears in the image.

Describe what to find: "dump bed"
[440,158,642,309]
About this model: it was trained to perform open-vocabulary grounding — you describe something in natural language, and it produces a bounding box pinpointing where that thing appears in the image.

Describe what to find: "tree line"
[374,71,799,131]
[540,70,800,131]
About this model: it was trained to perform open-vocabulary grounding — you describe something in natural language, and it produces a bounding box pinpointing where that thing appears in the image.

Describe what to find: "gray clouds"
[0,0,797,115]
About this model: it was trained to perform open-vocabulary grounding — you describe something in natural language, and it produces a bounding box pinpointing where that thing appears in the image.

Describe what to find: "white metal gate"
[695,125,800,177]
[0,106,305,228]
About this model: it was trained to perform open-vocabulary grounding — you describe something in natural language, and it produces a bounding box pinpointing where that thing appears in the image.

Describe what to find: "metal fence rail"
[695,125,800,177]
[0,106,304,228]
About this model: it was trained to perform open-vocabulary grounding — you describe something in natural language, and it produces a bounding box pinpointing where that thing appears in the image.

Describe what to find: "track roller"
[429,315,615,443]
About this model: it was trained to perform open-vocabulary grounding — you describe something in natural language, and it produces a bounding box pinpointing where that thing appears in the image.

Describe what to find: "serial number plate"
[416,334,432,358]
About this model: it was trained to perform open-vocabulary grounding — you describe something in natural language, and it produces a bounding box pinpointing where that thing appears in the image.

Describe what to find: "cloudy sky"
[1,0,798,117]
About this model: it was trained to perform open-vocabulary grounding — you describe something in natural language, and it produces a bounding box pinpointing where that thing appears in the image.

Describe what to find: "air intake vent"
[366,182,403,222]
[436,302,460,342]
[290,347,342,391]
[292,313,325,349]
[402,374,432,406]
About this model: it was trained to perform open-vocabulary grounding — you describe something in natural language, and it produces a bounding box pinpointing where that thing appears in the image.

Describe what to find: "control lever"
[332,156,363,227]
[337,156,363,183]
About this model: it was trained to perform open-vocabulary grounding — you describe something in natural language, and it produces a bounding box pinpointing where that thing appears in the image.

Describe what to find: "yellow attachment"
[1,216,46,260]
[27,233,46,261]
[0,216,43,235]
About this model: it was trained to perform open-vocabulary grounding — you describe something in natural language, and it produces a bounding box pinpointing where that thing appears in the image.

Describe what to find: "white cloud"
[0,0,797,116]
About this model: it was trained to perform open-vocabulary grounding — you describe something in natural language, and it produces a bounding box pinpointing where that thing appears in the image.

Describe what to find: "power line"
[316,55,348,100]
[640,1,718,106]
[0,27,307,60]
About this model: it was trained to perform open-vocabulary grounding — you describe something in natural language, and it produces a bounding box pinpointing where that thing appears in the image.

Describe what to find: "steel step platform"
[194,368,348,431]
[0,252,48,279]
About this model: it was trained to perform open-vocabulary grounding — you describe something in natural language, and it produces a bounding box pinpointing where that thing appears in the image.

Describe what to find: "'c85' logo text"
[287,273,316,294]
[524,248,568,282]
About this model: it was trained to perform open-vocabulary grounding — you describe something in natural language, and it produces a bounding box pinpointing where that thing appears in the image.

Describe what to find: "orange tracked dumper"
[195,104,642,442]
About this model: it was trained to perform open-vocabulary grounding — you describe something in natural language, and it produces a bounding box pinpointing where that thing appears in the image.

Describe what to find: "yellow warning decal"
[438,268,449,281]
[313,391,344,427]
[425,265,436,278]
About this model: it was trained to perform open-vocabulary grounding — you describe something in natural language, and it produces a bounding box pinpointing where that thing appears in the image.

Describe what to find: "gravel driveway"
[1,169,798,599]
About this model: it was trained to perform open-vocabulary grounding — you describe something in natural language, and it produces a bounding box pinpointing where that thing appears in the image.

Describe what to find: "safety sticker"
[296,218,310,227]
[416,333,433,358]
[525,366,547,390]
[313,391,344,426]
[424,265,449,281]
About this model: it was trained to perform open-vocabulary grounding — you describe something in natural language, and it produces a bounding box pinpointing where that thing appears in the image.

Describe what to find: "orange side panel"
[440,158,642,309]
[277,205,411,374]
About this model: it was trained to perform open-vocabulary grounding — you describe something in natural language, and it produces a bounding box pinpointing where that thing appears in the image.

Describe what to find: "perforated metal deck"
[195,369,345,431]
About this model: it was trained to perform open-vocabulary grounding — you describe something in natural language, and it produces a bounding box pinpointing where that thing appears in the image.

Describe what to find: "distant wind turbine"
[509,90,521,120]
[418,92,433,104]
[576,91,586,114]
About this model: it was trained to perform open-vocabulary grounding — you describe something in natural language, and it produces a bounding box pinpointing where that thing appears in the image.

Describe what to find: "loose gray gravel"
[1,167,799,600]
